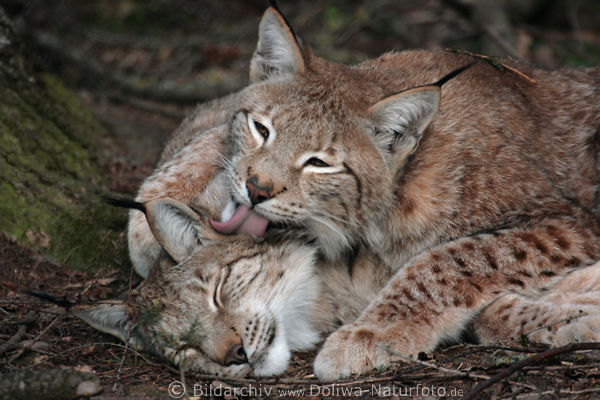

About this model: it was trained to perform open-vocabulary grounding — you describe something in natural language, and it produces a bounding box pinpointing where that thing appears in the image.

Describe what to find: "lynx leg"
[475,261,600,345]
[314,219,600,380]
[128,126,229,277]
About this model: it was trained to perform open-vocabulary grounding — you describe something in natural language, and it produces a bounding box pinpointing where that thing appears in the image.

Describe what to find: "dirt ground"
[2,0,600,398]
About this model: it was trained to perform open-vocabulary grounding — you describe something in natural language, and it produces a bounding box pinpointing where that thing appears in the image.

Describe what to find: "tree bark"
[0,6,127,271]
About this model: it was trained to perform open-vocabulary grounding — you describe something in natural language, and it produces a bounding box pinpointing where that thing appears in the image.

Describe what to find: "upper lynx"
[124,6,600,379]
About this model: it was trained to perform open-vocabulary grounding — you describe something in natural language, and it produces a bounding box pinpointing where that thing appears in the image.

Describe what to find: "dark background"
[4,0,600,168]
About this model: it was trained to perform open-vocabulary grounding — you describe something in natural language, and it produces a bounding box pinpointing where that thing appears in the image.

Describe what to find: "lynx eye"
[253,120,270,140]
[304,157,330,167]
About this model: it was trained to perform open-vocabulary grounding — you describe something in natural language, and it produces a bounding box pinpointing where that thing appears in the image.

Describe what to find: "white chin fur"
[220,200,238,222]
[252,330,290,376]
[306,217,353,261]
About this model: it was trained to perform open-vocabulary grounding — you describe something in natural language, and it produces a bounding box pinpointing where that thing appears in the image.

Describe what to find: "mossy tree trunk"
[0,7,127,270]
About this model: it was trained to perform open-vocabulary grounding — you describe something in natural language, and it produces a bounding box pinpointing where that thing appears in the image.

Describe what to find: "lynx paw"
[314,324,398,380]
[529,315,600,346]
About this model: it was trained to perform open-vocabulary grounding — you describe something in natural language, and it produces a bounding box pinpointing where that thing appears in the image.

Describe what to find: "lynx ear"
[368,86,440,165]
[145,198,219,264]
[70,301,145,350]
[250,6,305,82]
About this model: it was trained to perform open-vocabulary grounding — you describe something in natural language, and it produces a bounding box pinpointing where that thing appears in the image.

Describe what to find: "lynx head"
[76,198,320,377]
[219,6,441,260]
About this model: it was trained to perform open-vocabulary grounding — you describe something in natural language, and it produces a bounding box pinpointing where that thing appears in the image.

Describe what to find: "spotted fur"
[226,7,600,379]
[124,6,600,380]
[86,203,600,378]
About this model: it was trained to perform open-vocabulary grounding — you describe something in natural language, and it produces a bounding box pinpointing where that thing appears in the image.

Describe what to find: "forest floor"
[3,253,600,399]
[2,0,600,398]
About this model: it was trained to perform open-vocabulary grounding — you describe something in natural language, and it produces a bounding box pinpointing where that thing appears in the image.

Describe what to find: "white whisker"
[215,151,234,170]
[312,209,358,228]
[310,214,346,240]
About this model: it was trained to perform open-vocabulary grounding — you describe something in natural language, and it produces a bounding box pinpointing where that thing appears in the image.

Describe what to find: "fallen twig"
[6,314,65,364]
[522,362,600,372]
[445,49,537,85]
[506,387,600,399]
[377,342,537,391]
[23,341,169,373]
[462,342,600,400]
[0,325,27,356]
[1,316,37,326]
[29,313,65,344]
[110,340,130,392]
[376,342,490,381]
[441,343,539,355]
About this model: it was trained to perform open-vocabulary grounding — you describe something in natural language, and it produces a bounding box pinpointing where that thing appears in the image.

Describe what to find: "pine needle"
[445,49,538,85]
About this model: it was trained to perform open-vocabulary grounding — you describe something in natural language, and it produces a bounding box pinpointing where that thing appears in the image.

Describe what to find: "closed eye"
[212,267,230,309]
[213,285,222,309]
[304,157,330,167]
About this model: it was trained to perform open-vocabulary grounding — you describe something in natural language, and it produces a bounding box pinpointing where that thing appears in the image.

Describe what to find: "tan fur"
[220,8,600,379]
[91,206,600,378]
[474,261,600,346]
[124,6,600,380]
[128,223,326,378]
[129,88,243,277]
[91,198,393,377]
[129,123,233,277]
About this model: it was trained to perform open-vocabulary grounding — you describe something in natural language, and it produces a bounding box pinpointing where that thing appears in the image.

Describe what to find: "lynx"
[82,197,327,377]
[127,91,241,279]
[123,5,600,379]
[82,196,600,378]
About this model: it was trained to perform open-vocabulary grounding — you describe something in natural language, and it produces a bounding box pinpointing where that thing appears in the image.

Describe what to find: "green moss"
[493,354,529,367]
[139,301,164,329]
[0,56,128,271]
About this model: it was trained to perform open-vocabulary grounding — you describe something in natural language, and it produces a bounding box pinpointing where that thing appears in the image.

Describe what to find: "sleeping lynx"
[121,6,600,379]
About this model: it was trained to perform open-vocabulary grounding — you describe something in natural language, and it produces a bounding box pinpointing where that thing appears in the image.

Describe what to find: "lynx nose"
[223,343,248,366]
[246,176,271,205]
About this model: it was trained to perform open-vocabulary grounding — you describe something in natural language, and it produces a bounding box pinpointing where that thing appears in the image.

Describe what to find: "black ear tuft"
[102,196,145,213]
[434,62,476,87]
[268,0,279,11]
[24,290,74,308]
[267,0,300,48]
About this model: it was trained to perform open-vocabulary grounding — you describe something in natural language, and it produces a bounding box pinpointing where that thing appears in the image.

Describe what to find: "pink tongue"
[209,204,270,237]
